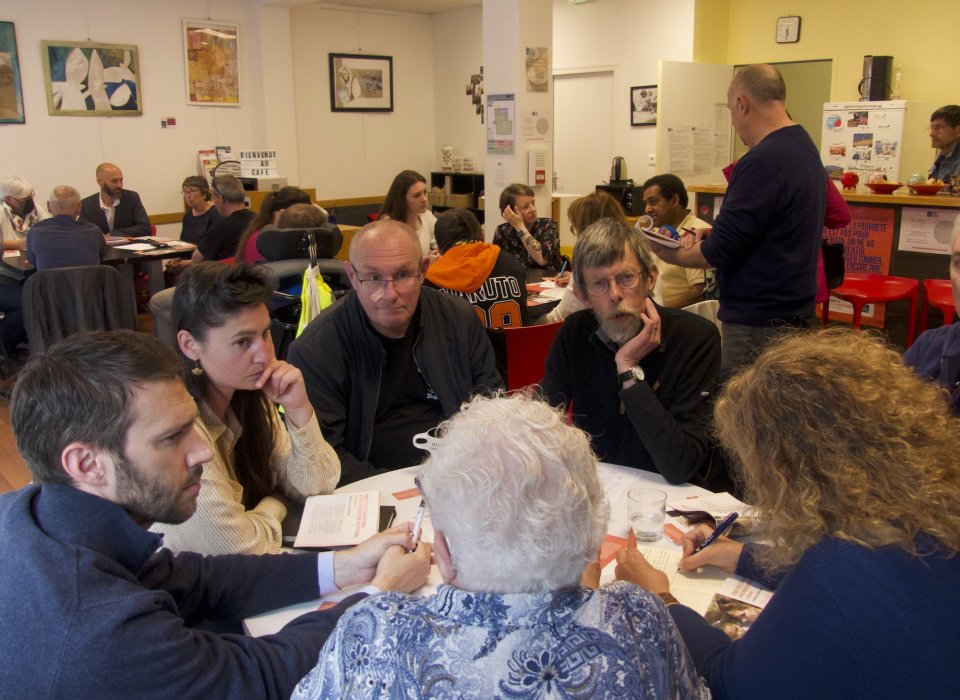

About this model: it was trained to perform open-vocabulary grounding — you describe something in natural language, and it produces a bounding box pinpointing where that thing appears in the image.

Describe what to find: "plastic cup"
[627,488,666,542]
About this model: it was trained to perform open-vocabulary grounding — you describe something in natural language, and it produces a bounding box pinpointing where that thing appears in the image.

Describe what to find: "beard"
[113,454,202,526]
[599,306,644,346]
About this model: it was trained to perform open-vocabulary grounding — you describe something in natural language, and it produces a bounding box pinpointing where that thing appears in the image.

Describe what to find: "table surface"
[245,463,730,636]
[0,238,196,278]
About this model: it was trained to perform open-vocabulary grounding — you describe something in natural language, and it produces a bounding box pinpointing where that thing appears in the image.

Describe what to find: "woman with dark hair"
[179,176,221,245]
[154,262,340,555]
[379,170,436,256]
[235,186,314,264]
[493,182,561,271]
[617,329,960,698]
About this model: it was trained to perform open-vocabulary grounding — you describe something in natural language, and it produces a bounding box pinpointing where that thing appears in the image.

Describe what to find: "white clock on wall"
[776,15,801,44]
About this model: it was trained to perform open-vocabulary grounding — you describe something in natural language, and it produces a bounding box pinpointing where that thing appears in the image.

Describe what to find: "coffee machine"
[595,156,644,215]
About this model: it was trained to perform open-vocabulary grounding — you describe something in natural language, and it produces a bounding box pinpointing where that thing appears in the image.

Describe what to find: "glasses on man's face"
[585,270,642,297]
[353,269,422,293]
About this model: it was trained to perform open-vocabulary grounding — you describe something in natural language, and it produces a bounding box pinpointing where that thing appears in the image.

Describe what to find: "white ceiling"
[262,0,482,15]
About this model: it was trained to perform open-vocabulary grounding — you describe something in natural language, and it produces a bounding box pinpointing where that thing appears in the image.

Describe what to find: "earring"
[191,360,203,377]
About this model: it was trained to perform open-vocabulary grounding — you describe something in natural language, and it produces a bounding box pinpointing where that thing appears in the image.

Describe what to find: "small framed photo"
[631,84,657,126]
[41,40,142,116]
[183,19,240,107]
[0,21,25,123]
[329,53,393,113]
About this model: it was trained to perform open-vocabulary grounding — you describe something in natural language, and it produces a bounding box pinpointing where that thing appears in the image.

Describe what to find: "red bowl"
[866,181,903,195]
[908,183,946,196]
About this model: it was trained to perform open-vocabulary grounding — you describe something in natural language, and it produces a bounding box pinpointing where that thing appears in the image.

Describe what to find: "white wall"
[432,6,485,171]
[552,0,697,186]
[288,5,436,201]
[0,0,278,218]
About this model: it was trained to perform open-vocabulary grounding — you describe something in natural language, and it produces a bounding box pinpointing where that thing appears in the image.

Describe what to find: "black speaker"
[595,183,644,215]
[859,55,892,101]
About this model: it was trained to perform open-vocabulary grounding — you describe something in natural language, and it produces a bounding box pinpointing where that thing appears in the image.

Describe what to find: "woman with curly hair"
[617,328,960,698]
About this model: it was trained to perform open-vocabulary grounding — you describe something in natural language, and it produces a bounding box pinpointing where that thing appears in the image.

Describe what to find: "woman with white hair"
[293,393,707,699]
[0,175,49,251]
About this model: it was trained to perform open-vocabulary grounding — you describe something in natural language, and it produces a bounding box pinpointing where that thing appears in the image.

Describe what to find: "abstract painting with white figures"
[41,41,142,116]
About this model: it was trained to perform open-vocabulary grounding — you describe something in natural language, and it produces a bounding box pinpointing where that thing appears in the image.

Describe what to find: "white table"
[245,463,723,636]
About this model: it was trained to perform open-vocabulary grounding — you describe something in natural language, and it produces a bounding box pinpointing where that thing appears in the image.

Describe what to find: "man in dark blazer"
[0,330,430,699]
[79,162,151,236]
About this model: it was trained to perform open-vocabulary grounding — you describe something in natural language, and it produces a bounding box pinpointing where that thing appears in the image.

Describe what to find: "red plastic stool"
[821,273,919,347]
[920,279,956,331]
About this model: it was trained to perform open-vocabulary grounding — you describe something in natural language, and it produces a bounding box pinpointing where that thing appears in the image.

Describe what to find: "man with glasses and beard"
[289,219,502,487]
[540,218,720,484]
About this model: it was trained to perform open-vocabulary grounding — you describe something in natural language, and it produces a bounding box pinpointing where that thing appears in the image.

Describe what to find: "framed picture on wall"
[0,21,25,124]
[41,40,142,116]
[631,85,657,126]
[183,19,240,106]
[329,53,393,113]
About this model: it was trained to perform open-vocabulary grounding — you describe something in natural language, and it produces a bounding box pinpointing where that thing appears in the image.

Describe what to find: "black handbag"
[822,239,845,289]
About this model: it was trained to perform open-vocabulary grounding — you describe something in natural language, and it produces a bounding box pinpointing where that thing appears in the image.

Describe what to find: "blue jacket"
[0,484,361,699]
[903,322,960,413]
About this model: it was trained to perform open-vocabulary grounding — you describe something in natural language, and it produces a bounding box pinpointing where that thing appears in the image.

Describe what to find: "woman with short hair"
[493,182,562,271]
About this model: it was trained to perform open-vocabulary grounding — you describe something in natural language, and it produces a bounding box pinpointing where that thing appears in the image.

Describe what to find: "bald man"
[79,162,150,237]
[26,186,106,271]
[649,64,826,372]
[288,219,503,486]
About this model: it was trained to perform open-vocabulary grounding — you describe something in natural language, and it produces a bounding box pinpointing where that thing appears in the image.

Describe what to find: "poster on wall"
[0,21,25,123]
[525,47,548,93]
[183,20,240,106]
[41,40,141,116]
[821,205,895,327]
[328,53,393,112]
[486,93,515,156]
[897,206,960,255]
[631,85,657,126]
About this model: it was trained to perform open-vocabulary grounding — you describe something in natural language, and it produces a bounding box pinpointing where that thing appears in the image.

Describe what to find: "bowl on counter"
[907,183,946,196]
[866,181,903,195]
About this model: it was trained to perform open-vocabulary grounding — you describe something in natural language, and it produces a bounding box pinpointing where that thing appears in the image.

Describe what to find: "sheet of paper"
[668,491,750,518]
[115,243,155,251]
[634,545,728,615]
[293,491,380,548]
[598,467,632,508]
[717,574,773,609]
[641,228,681,249]
[2,250,19,258]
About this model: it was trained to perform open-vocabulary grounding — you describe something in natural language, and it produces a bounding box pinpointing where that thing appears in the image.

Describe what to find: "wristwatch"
[617,365,644,387]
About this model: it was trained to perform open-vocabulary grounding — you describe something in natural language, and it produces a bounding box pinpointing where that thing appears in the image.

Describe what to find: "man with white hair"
[0,175,49,251]
[26,186,107,271]
[903,224,960,413]
[292,392,707,699]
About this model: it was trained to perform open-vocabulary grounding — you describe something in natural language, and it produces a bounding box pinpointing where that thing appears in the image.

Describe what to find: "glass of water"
[627,488,666,542]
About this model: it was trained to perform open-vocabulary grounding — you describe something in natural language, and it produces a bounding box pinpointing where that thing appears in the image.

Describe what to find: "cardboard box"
[446,193,473,209]
[428,191,446,207]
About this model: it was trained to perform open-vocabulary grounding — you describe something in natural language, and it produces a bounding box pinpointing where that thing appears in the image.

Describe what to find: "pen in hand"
[557,259,569,277]
[691,511,739,554]
[409,500,425,552]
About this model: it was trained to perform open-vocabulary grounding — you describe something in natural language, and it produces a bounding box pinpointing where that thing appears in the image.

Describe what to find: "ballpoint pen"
[681,227,697,236]
[691,511,739,554]
[557,259,569,277]
[409,499,425,552]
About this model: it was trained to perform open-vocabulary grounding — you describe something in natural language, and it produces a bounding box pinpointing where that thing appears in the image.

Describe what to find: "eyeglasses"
[352,268,421,292]
[584,270,642,297]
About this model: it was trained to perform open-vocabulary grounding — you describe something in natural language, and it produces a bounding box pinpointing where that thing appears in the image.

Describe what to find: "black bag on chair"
[822,239,845,289]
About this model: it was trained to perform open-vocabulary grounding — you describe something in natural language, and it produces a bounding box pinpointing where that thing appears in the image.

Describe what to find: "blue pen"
[691,511,738,554]
[557,259,569,277]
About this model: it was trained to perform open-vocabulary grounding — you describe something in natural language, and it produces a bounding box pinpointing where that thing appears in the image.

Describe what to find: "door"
[554,71,614,196]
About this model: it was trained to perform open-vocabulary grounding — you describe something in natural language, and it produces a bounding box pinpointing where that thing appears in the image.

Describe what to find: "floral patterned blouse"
[493,217,562,272]
[291,582,708,699]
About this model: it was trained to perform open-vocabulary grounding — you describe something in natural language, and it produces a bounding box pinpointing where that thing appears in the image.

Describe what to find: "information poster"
[822,205,895,327]
[897,206,959,254]
[486,93,515,156]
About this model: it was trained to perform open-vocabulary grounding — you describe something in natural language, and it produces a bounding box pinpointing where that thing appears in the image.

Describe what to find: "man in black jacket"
[540,218,720,484]
[79,162,151,237]
[289,220,503,486]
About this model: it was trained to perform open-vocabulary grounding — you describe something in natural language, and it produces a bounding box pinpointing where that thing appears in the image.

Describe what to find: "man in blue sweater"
[649,64,826,372]
[0,330,430,699]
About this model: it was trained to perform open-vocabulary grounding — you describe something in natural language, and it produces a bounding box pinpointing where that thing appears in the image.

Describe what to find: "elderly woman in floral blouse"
[292,393,707,699]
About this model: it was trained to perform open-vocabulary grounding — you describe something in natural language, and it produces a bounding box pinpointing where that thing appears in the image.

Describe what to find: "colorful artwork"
[41,40,141,116]
[183,20,240,107]
[0,21,25,123]
[329,53,393,113]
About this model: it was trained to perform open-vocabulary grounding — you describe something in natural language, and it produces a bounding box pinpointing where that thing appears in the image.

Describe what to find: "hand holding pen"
[678,516,744,574]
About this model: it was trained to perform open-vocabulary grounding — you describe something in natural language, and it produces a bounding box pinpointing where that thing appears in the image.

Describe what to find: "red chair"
[496,322,563,391]
[822,273,919,347]
[920,279,956,331]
